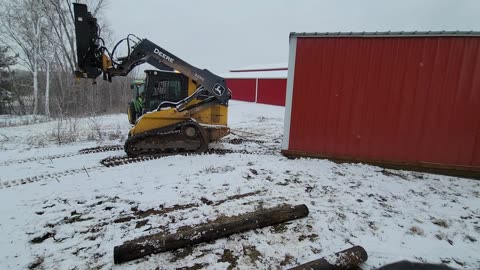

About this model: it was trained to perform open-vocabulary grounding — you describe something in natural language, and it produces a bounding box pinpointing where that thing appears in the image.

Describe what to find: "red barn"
[223,64,287,106]
[282,31,480,177]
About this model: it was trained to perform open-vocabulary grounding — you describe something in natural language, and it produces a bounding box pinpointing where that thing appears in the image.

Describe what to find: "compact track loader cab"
[127,70,190,125]
[143,70,189,112]
[73,3,231,157]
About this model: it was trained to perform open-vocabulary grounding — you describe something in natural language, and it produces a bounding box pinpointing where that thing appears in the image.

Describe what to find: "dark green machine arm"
[107,39,230,105]
[72,3,230,105]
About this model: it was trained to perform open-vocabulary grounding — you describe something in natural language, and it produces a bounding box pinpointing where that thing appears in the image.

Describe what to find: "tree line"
[0,0,134,117]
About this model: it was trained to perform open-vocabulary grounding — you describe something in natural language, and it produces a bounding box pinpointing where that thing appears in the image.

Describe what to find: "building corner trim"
[255,78,258,103]
[282,36,297,150]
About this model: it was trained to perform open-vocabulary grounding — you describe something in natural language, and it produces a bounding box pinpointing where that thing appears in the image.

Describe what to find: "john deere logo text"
[153,48,174,63]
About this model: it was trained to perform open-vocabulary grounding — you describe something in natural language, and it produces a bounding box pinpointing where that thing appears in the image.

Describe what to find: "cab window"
[152,80,181,100]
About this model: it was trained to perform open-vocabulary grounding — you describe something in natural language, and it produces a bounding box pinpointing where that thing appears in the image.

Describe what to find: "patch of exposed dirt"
[114,216,135,223]
[28,256,44,269]
[431,218,449,228]
[30,232,56,244]
[63,214,94,224]
[408,226,425,236]
[379,169,409,180]
[200,165,236,174]
[227,138,265,145]
[298,234,319,242]
[213,191,262,206]
[271,223,288,234]
[200,197,214,205]
[280,254,296,267]
[114,191,262,223]
[465,235,477,242]
[135,219,149,229]
[217,249,238,270]
[114,203,198,223]
[174,263,208,270]
[243,245,262,265]
[170,246,195,263]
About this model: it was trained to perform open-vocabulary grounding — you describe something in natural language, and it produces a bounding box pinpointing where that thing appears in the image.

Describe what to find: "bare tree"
[0,0,133,118]
[0,0,47,115]
[40,0,109,72]
[39,44,53,117]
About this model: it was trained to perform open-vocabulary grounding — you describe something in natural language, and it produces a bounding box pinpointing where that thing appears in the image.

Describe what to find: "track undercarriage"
[124,121,229,157]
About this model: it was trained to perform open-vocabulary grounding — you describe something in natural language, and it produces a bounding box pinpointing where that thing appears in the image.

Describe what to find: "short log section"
[114,204,309,264]
[288,245,368,270]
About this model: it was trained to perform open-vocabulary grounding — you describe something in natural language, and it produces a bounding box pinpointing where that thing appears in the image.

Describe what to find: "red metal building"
[282,31,480,177]
[223,64,287,106]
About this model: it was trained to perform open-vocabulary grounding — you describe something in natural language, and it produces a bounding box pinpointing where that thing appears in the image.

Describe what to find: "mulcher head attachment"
[73,3,104,79]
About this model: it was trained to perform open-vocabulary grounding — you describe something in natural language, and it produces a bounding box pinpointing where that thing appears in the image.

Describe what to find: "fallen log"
[113,204,309,264]
[288,245,368,270]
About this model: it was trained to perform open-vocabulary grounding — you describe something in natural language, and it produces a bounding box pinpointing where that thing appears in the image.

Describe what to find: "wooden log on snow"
[113,204,309,264]
[288,245,368,270]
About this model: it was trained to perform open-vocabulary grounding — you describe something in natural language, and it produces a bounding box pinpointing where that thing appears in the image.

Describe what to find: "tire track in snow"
[0,145,124,167]
[100,148,278,167]
[0,165,102,190]
[0,141,278,189]
[0,153,78,167]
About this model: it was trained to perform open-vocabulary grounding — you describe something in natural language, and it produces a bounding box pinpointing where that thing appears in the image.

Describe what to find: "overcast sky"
[105,0,479,73]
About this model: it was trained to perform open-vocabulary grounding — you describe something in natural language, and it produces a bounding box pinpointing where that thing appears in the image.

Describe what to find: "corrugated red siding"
[288,36,480,171]
[225,79,256,102]
[257,79,287,106]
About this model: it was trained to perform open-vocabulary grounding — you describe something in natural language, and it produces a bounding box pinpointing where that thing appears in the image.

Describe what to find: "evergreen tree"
[0,46,16,114]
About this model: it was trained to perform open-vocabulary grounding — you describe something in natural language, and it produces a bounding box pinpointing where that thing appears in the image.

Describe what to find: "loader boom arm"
[107,39,230,104]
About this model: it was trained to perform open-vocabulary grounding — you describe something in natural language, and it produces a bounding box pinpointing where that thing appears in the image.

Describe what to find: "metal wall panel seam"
[470,42,480,166]
[371,38,394,160]
[414,38,437,162]
[417,38,441,162]
[444,39,467,164]
[321,38,339,155]
[255,78,258,103]
[357,38,377,158]
[468,42,480,166]
[409,39,427,161]
[344,38,364,157]
[429,39,452,163]
[282,36,297,150]
[433,39,456,163]
[378,39,398,160]
[452,39,478,164]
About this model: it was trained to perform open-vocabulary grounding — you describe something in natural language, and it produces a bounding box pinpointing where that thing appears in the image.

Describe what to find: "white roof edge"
[229,63,288,72]
[221,70,288,79]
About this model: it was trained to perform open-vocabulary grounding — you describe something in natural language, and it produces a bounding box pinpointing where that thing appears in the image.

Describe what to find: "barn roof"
[291,31,480,38]
[229,63,287,73]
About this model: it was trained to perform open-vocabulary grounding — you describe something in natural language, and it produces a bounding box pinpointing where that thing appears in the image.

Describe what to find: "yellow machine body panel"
[185,78,228,126]
[129,108,189,135]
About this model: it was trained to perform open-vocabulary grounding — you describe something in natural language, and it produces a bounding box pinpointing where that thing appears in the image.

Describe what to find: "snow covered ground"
[0,101,479,270]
